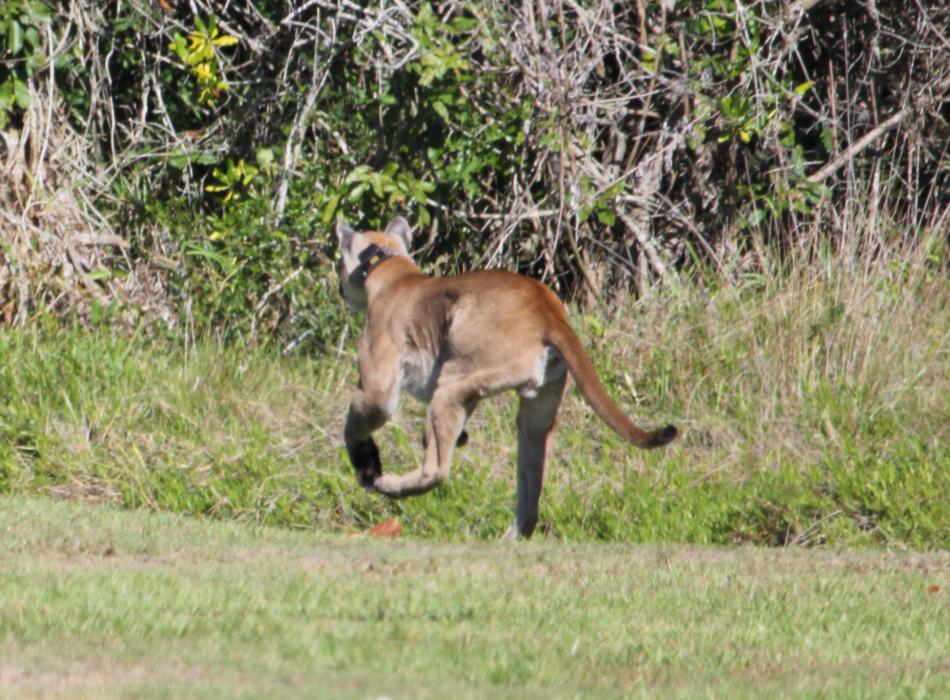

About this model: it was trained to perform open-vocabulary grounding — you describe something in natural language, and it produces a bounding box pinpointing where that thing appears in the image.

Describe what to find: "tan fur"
[336,216,677,539]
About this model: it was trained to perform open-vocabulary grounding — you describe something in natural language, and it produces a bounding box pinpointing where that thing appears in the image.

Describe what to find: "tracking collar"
[356,243,397,281]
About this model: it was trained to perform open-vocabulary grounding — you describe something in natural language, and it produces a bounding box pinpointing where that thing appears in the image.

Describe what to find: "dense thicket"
[1,0,947,345]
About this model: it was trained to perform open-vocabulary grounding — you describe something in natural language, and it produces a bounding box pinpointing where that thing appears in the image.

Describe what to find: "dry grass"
[600,237,950,477]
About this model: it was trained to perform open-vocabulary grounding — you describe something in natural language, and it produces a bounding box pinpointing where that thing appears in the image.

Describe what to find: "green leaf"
[585,313,605,338]
[23,26,39,49]
[13,78,29,109]
[641,47,657,73]
[8,19,23,55]
[0,78,13,107]
[168,34,189,63]
[597,209,616,226]
[343,165,371,185]
[27,1,53,23]
[432,102,449,122]
[346,183,368,201]
[794,81,813,96]
[321,193,340,225]
[411,182,430,205]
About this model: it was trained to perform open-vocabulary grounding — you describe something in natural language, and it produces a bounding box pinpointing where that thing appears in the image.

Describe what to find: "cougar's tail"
[545,321,677,449]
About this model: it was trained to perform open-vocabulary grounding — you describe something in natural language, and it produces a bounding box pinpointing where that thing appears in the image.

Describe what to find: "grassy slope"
[1,496,948,699]
[1,249,947,548]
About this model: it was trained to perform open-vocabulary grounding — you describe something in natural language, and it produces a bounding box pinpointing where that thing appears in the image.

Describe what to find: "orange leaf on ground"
[368,518,401,539]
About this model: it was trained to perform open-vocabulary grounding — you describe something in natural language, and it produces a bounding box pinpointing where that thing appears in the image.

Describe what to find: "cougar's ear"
[336,219,356,252]
[384,216,412,252]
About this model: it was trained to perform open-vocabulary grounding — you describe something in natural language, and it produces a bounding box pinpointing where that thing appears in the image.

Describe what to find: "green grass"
[1,496,948,698]
[0,246,948,547]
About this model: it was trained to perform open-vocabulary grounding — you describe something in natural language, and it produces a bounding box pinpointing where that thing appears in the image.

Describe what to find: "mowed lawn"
[0,497,947,699]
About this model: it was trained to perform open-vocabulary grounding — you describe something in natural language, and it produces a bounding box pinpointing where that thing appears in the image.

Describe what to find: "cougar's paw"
[349,438,382,489]
[373,473,403,498]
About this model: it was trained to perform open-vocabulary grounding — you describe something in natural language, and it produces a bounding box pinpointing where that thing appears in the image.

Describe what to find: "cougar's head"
[335,216,413,311]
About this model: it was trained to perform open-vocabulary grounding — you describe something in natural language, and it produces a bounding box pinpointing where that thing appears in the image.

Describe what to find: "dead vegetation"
[0,116,172,325]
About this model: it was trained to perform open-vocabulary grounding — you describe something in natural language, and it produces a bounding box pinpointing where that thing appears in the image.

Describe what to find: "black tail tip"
[647,424,678,448]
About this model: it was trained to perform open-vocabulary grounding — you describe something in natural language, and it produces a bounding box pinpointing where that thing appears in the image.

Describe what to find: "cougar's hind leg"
[374,390,469,498]
[421,427,469,449]
[503,374,569,540]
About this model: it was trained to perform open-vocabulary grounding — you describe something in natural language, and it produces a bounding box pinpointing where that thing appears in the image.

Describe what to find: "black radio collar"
[356,244,395,280]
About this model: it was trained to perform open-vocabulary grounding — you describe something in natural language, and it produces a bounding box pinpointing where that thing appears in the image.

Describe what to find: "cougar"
[336,216,677,539]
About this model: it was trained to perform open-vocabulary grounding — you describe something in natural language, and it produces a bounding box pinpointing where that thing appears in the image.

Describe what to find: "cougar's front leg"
[344,355,400,490]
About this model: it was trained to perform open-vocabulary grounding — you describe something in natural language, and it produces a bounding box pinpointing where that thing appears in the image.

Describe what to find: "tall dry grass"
[607,216,948,470]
